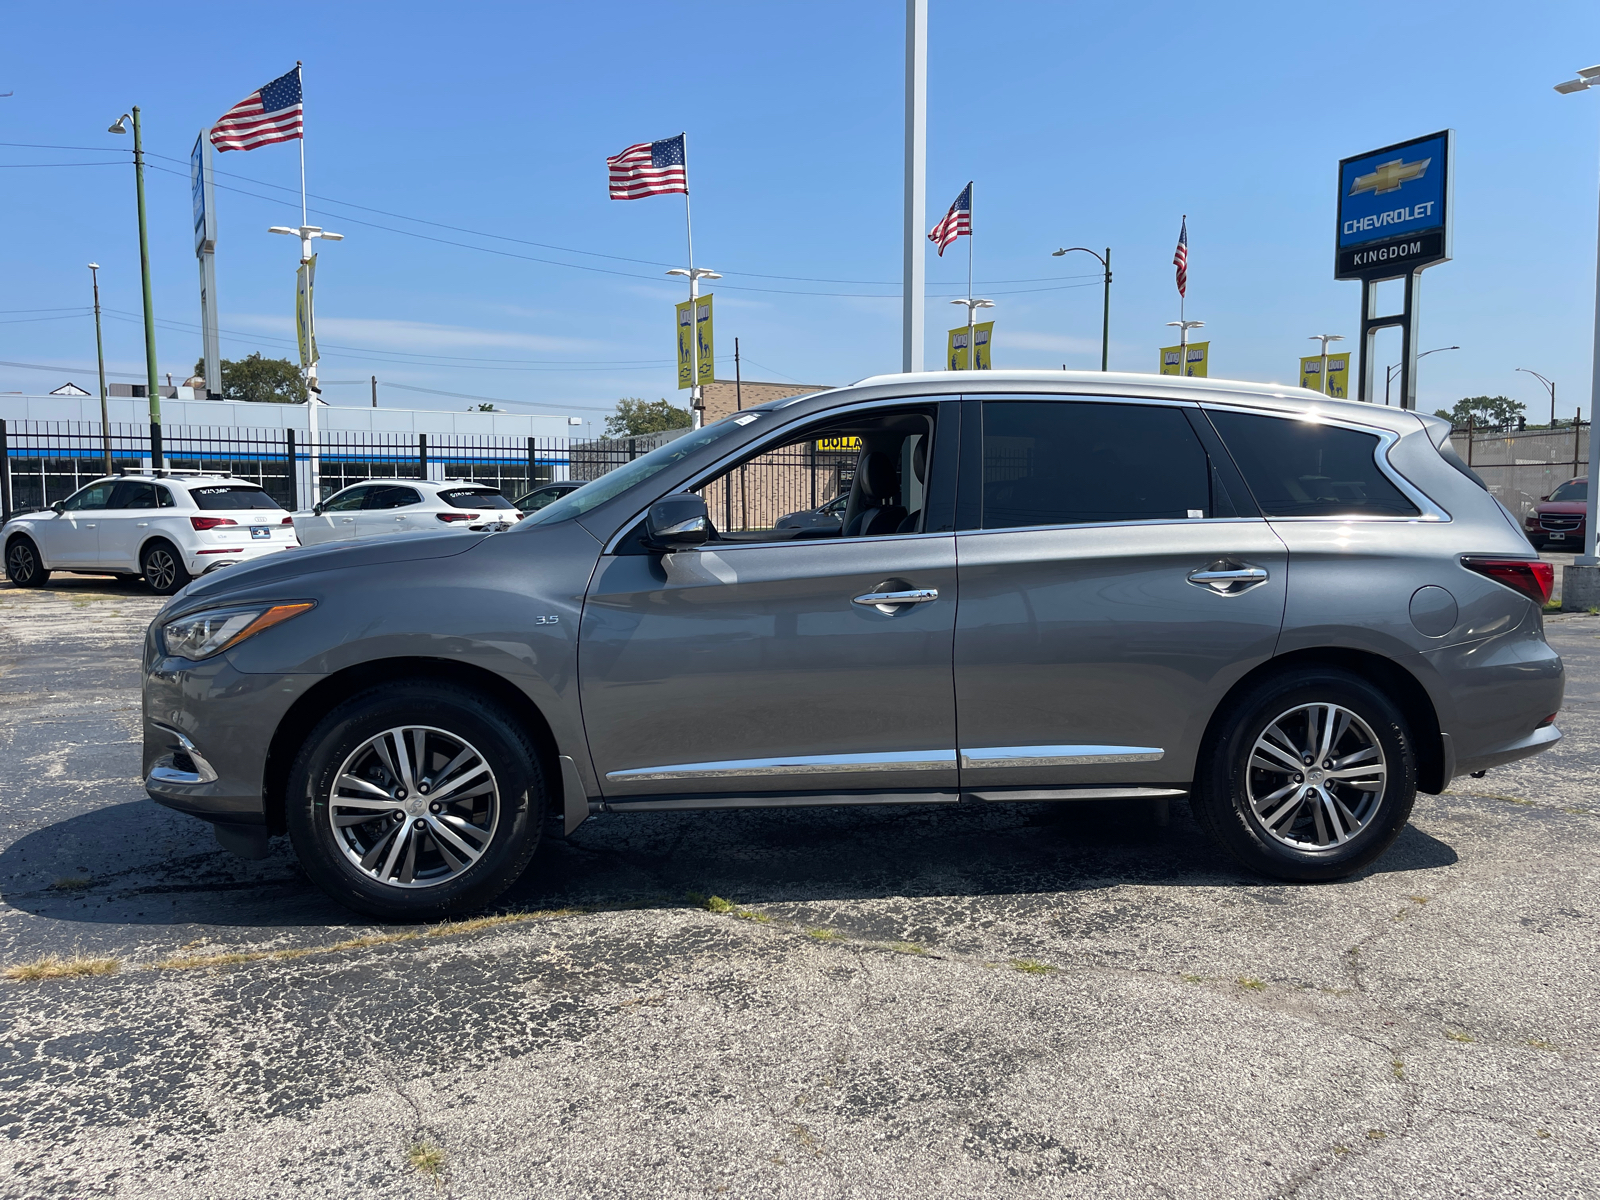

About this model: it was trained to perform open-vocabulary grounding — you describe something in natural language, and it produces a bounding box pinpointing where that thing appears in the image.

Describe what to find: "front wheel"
[285,682,546,919]
[1192,669,1416,881]
[4,536,49,587]
[140,540,192,596]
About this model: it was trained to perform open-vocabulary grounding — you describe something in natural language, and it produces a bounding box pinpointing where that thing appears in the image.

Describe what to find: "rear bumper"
[183,541,298,575]
[1453,723,1562,776]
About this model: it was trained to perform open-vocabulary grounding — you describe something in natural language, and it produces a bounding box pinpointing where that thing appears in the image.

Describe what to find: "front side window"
[1206,410,1419,518]
[60,482,116,511]
[981,401,1211,529]
[364,485,423,510]
[320,487,370,513]
[191,485,283,511]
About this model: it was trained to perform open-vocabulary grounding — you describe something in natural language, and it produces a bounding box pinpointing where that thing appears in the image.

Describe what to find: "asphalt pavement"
[0,572,1596,1199]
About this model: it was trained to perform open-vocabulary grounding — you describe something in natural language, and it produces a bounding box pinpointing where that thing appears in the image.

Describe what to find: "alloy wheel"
[326,725,501,888]
[144,548,177,591]
[6,541,35,583]
[1245,702,1387,850]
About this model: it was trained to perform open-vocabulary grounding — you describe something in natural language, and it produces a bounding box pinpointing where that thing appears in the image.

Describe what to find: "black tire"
[4,536,50,587]
[140,539,192,596]
[1192,668,1416,882]
[285,682,546,920]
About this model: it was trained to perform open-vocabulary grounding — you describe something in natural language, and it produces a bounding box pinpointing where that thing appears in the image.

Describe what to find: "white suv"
[2,472,298,594]
[293,479,522,547]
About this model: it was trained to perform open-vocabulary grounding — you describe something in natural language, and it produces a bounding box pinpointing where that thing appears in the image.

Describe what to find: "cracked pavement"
[0,574,1596,1199]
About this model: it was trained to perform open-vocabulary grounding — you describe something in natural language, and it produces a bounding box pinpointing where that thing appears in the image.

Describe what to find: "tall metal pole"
[1100,247,1111,371]
[682,133,703,428]
[902,0,927,373]
[132,107,161,468]
[1585,128,1600,564]
[89,264,110,475]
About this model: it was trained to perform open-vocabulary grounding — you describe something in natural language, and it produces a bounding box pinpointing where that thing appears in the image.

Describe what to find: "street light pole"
[1385,346,1459,407]
[1517,368,1557,428]
[88,263,110,476]
[1308,333,1345,396]
[950,297,995,368]
[1166,320,1205,375]
[1555,65,1600,566]
[667,267,721,426]
[269,223,345,504]
[108,109,161,468]
[1052,246,1112,370]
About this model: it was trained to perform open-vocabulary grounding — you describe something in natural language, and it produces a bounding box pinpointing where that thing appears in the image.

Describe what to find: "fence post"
[527,437,536,490]
[286,428,298,510]
[1466,415,1474,467]
[1576,411,1583,476]
[419,433,428,481]
[0,418,11,523]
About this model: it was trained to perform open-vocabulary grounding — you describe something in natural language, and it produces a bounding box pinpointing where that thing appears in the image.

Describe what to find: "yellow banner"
[675,300,694,390]
[1299,353,1349,397]
[695,293,714,386]
[816,435,862,453]
[972,321,994,370]
[947,326,970,371]
[1159,341,1208,377]
[295,254,318,368]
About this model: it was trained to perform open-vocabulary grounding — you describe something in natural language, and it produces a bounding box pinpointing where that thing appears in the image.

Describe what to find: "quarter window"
[981,401,1211,529]
[1206,410,1420,518]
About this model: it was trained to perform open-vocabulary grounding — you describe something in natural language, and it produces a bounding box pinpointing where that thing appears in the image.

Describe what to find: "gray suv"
[141,372,1564,919]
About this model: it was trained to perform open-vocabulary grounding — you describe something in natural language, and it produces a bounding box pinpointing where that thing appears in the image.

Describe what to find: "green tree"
[195,353,308,404]
[469,403,498,412]
[604,397,691,438]
[1434,395,1525,430]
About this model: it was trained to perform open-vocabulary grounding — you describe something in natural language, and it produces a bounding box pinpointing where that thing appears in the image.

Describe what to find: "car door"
[953,397,1288,794]
[579,400,961,799]
[356,484,424,538]
[39,481,117,568]
[97,480,169,569]
[297,485,369,546]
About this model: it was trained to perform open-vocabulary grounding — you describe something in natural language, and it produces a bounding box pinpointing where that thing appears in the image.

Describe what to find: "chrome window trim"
[960,745,1164,768]
[1199,402,1449,522]
[606,749,958,782]
[959,516,1268,538]
[602,395,952,556]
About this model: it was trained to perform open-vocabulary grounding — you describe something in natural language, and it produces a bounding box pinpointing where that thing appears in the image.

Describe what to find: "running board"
[965,786,1188,803]
[596,790,960,814]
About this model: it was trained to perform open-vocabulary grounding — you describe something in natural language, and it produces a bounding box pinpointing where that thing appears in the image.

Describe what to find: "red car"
[1525,476,1588,550]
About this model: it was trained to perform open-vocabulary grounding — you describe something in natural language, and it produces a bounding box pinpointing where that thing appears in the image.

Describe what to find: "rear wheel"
[140,540,192,596]
[4,536,49,587]
[285,682,546,919]
[1192,669,1416,881]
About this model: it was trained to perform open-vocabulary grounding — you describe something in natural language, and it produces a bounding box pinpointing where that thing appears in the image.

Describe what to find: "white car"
[293,479,522,547]
[2,471,299,595]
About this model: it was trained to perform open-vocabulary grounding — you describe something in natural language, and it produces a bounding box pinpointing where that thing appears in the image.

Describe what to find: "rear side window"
[1207,410,1419,518]
[110,481,161,509]
[981,401,1211,528]
[439,487,515,510]
[190,485,283,511]
[364,485,422,510]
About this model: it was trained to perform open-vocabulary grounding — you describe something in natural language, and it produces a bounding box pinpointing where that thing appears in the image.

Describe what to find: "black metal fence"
[0,419,666,520]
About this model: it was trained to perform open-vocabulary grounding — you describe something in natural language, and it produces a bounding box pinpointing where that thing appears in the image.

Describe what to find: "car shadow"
[0,795,1460,930]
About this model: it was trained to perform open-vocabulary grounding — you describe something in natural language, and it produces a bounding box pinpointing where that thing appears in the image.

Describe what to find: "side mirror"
[645,493,711,550]
[312,502,324,516]
[50,501,65,514]
[1540,495,1549,503]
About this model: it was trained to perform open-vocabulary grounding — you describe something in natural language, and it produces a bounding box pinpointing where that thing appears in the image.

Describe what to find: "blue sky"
[3,1,1599,420]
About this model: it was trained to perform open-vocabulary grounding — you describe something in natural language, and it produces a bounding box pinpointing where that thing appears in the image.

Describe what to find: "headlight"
[160,602,315,660]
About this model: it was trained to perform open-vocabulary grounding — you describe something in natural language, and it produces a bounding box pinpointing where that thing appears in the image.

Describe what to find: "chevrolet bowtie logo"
[1349,157,1431,197]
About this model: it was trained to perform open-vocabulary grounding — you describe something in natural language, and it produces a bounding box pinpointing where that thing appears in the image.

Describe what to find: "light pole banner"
[972,321,993,370]
[947,327,970,371]
[695,293,715,386]
[1299,354,1349,397]
[1159,341,1209,377]
[296,255,319,368]
[675,300,694,390]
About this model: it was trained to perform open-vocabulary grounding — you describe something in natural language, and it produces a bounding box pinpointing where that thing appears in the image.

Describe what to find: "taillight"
[436,512,472,523]
[282,517,294,525]
[1460,556,1555,605]
[190,517,238,531]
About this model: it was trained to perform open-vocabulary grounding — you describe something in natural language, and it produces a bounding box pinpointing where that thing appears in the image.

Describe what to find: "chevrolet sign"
[1336,131,1451,281]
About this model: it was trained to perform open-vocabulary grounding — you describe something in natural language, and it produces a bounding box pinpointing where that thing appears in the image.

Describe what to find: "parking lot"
[1,573,1596,1200]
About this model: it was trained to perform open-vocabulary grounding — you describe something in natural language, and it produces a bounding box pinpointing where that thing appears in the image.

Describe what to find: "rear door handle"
[1187,564,1269,594]
[853,588,939,613]
[136,522,149,528]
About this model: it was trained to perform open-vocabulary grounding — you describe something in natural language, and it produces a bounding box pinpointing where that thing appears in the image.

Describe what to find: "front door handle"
[136,522,149,528]
[853,588,939,613]
[340,517,355,523]
[1187,564,1269,594]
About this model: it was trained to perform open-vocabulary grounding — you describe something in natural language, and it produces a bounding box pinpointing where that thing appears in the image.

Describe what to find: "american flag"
[210,66,304,153]
[1173,216,1188,298]
[608,134,688,199]
[928,182,972,256]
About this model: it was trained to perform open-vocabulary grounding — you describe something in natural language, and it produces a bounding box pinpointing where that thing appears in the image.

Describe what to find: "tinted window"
[439,487,515,510]
[60,482,116,511]
[190,485,283,511]
[1207,410,1419,518]
[518,487,568,511]
[109,481,160,509]
[321,487,369,513]
[156,485,175,507]
[1549,480,1588,502]
[982,401,1209,529]
[364,485,423,510]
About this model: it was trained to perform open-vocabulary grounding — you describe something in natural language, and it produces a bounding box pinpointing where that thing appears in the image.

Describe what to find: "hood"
[175,530,492,604]
[1534,501,1587,514]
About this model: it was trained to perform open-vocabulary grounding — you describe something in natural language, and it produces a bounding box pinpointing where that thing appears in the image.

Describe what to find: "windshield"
[521,419,758,526]
[1549,480,1588,502]
[439,487,515,510]
[190,485,282,511]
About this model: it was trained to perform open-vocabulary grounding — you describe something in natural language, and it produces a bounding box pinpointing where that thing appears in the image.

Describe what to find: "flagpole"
[1179,213,1186,326]
[297,60,320,503]
[682,132,703,428]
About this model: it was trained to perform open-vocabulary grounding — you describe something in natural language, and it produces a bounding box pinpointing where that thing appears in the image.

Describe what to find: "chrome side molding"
[601,791,961,813]
[606,749,958,782]
[959,745,1164,768]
